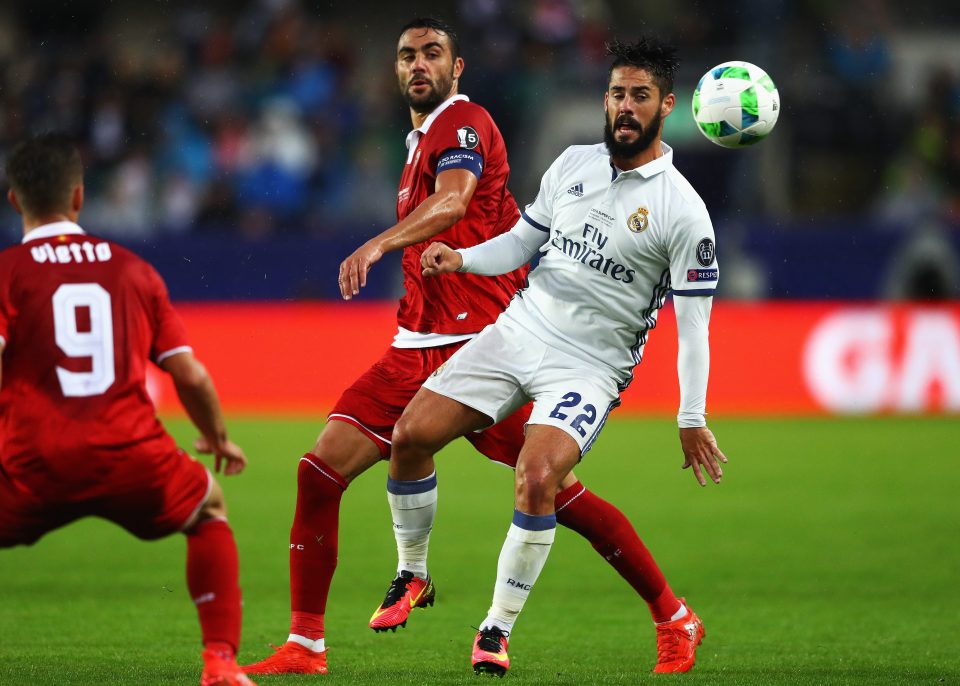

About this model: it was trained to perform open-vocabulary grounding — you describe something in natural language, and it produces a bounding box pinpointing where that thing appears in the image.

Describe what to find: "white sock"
[387,472,438,578]
[669,602,688,622]
[287,634,325,652]
[481,510,556,634]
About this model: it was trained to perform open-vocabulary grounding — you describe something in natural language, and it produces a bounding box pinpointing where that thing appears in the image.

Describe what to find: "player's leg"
[181,479,254,686]
[554,472,704,673]
[245,347,420,673]
[532,363,705,674]
[472,424,581,676]
[369,386,492,632]
[95,443,252,685]
[0,471,82,548]
[243,420,383,674]
[472,402,685,623]
[372,329,530,633]
[554,470,683,621]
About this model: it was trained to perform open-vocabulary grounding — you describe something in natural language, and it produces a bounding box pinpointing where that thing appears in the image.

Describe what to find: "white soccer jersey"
[505,142,717,389]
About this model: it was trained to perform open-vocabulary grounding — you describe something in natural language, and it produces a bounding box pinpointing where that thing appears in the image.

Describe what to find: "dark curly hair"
[606,37,680,97]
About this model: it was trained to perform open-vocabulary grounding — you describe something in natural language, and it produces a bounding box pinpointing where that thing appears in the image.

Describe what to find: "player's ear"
[453,56,464,80]
[7,188,22,216]
[661,92,676,118]
[71,184,84,213]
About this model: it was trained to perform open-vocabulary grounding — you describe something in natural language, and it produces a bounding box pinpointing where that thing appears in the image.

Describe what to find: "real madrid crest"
[627,206,649,233]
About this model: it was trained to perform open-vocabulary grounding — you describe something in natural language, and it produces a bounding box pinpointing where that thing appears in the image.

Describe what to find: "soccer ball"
[692,61,780,148]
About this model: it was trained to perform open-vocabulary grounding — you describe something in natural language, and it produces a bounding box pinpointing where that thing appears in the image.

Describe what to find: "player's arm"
[159,351,247,475]
[421,216,548,277]
[674,294,727,486]
[339,167,478,299]
[421,149,568,277]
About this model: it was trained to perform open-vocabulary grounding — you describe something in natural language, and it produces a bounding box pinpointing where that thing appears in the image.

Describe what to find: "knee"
[309,422,383,483]
[515,464,558,513]
[192,478,227,527]
[392,414,436,460]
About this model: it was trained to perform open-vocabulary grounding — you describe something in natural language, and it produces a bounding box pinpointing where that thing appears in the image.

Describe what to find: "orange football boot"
[241,641,328,675]
[200,648,258,686]
[369,570,435,632]
[471,626,510,677]
[653,599,705,674]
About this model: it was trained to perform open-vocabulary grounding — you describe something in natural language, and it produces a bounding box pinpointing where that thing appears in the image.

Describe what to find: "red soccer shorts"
[0,443,211,548]
[329,342,530,466]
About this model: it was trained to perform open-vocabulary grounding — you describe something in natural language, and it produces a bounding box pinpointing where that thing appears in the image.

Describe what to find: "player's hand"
[194,436,248,476]
[421,242,463,277]
[339,240,384,300]
[679,426,727,486]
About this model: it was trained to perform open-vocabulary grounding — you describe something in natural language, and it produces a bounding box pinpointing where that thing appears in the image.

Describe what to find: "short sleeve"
[143,263,192,363]
[667,204,719,296]
[520,148,569,233]
[428,104,490,180]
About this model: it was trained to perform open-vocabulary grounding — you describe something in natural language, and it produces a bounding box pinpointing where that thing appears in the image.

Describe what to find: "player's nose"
[411,53,429,72]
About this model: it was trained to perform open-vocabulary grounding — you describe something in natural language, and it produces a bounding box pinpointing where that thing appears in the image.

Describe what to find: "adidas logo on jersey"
[566,182,584,197]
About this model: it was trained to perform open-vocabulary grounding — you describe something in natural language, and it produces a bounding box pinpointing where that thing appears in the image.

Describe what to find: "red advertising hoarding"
[146,302,960,417]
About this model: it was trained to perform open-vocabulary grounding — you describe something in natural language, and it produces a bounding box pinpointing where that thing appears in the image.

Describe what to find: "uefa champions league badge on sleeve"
[696,238,715,267]
[692,61,779,148]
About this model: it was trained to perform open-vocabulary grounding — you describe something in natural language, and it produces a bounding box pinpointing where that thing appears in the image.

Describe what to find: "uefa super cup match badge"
[627,206,649,233]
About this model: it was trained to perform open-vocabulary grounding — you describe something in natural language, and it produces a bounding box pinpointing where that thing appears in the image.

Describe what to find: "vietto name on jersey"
[510,142,718,389]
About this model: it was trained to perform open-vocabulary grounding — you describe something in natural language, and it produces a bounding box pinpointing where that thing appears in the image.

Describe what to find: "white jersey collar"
[612,142,673,179]
[22,221,86,244]
[404,93,470,150]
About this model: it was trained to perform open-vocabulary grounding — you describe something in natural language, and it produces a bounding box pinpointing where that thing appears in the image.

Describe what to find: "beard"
[401,69,454,114]
[603,108,662,159]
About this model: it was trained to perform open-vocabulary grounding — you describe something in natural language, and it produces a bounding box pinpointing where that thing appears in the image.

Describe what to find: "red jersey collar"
[405,94,470,150]
[22,221,85,244]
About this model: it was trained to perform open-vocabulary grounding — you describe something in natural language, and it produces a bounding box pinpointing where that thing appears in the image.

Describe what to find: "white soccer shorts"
[422,316,621,454]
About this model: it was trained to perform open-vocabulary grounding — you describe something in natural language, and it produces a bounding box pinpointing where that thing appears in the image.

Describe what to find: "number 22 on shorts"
[549,392,598,437]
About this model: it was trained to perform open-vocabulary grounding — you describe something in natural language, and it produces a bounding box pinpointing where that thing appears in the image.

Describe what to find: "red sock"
[185,518,242,655]
[555,481,681,623]
[289,454,347,641]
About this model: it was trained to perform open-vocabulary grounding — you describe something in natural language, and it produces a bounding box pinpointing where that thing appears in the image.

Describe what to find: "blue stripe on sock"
[387,472,437,495]
[512,509,557,531]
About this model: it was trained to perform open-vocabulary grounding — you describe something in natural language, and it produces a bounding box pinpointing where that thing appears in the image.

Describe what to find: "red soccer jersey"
[395,96,528,335]
[0,222,187,497]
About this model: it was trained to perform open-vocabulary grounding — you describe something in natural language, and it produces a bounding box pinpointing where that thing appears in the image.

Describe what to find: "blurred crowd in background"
[0,0,958,299]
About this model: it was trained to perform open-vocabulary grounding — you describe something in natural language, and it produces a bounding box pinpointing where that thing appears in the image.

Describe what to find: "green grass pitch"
[1,417,958,685]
